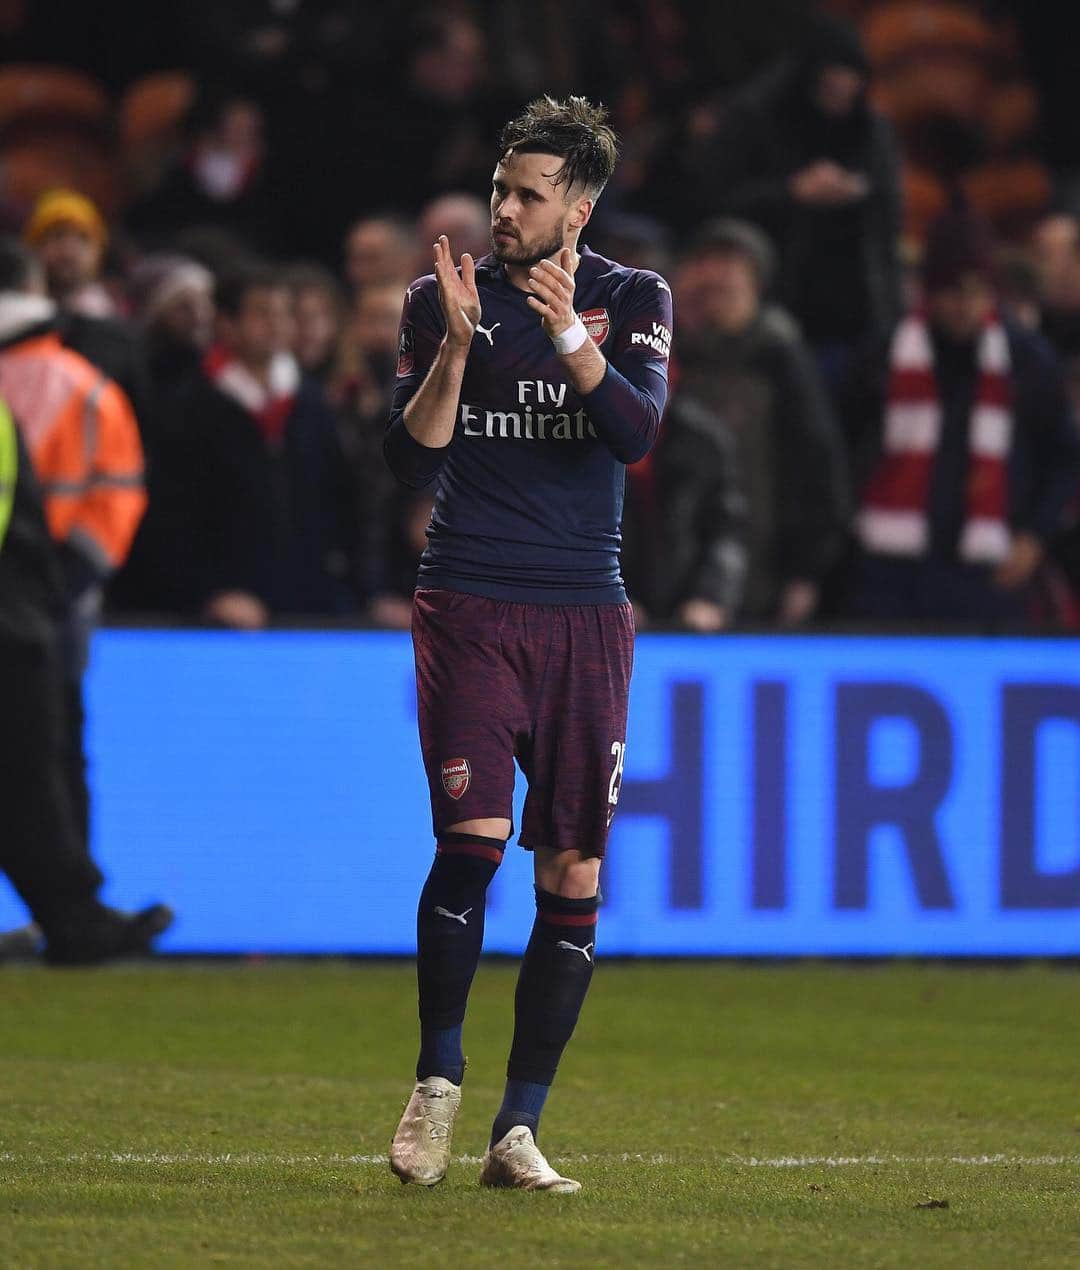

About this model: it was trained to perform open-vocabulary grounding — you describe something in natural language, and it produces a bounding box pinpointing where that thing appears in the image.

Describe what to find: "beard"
[491,224,566,268]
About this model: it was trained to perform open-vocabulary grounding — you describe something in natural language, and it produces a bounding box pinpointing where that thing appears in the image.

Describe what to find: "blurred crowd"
[2,0,1080,637]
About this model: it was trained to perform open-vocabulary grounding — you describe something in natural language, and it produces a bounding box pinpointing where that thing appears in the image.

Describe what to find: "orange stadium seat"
[983,81,1039,151]
[960,158,1052,239]
[117,70,196,200]
[0,64,110,131]
[0,140,120,222]
[872,56,987,127]
[118,71,195,149]
[0,65,118,222]
[861,2,996,73]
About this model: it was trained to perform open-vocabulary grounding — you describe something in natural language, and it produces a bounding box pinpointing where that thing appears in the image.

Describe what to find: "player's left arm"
[527,250,671,463]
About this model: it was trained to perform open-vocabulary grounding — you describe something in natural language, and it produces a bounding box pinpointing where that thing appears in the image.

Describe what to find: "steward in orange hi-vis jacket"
[0,385,173,963]
[0,239,148,858]
[0,312,146,583]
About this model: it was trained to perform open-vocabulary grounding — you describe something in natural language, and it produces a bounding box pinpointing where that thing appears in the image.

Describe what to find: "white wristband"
[551,317,588,356]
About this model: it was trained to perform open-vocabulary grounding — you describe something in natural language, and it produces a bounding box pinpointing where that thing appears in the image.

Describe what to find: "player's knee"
[534,849,600,899]
[420,831,507,916]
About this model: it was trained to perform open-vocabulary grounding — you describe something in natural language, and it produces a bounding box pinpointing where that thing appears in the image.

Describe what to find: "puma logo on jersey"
[434,906,473,926]
[475,321,501,346]
[556,940,594,962]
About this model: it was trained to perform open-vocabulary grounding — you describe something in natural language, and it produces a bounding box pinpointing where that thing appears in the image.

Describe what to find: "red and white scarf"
[857,313,1013,564]
[203,344,299,444]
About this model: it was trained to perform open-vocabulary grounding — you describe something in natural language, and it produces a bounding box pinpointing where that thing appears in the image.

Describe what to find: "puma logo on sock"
[556,940,594,962]
[434,906,473,925]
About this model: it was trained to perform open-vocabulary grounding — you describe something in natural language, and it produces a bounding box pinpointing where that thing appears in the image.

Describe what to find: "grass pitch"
[1,960,1078,1268]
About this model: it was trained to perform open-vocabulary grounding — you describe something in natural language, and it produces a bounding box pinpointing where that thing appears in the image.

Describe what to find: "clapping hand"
[433,235,481,348]
[526,248,577,340]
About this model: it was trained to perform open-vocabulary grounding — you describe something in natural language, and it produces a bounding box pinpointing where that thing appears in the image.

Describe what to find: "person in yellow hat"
[23,189,152,461]
[24,188,113,317]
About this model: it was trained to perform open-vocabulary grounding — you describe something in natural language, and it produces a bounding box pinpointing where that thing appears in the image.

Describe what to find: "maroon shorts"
[412,588,634,857]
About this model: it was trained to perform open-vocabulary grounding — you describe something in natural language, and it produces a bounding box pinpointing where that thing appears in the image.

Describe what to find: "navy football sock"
[418,1024,465,1085]
[415,833,504,1084]
[490,1079,551,1147]
[496,886,599,1141]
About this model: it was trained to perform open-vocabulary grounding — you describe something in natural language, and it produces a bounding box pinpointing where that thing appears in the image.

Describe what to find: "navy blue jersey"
[384,246,672,604]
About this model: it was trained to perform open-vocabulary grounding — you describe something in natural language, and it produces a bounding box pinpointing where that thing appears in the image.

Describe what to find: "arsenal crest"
[579,308,610,345]
[441,757,471,800]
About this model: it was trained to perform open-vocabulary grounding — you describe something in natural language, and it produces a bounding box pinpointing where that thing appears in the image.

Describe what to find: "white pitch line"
[0,1151,1077,1168]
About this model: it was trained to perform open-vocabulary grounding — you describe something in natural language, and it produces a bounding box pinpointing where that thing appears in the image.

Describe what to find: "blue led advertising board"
[1,631,1076,956]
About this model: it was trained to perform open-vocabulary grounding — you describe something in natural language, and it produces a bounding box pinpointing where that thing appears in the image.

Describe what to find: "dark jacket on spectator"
[132,373,362,617]
[621,393,747,620]
[57,310,154,446]
[105,333,206,614]
[664,307,850,619]
[677,24,902,348]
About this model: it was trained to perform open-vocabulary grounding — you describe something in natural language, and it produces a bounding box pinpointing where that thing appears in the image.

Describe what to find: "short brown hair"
[498,96,618,197]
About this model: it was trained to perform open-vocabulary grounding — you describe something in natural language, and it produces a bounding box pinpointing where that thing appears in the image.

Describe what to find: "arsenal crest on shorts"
[578,308,610,345]
[441,757,471,800]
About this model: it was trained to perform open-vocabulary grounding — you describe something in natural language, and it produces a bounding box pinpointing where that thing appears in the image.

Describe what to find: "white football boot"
[479,1126,581,1193]
[389,1076,462,1185]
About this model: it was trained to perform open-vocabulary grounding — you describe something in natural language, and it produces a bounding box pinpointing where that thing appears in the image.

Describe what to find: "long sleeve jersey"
[384,246,672,605]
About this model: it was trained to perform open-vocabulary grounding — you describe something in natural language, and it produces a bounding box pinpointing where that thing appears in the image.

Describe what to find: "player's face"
[490,152,584,267]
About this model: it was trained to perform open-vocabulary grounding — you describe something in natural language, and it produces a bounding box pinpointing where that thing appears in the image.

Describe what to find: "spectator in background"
[107,253,216,615]
[589,211,673,278]
[23,189,153,437]
[334,277,416,629]
[377,488,436,627]
[0,239,147,857]
[141,264,362,627]
[850,207,1080,627]
[25,189,116,318]
[126,252,216,407]
[620,391,747,633]
[682,12,902,396]
[344,216,416,306]
[124,90,282,259]
[629,218,848,629]
[414,193,491,273]
[285,262,347,386]
[0,396,172,964]
[1015,218,1080,625]
[336,278,407,411]
[349,10,496,213]
[1031,212,1080,360]
[995,246,1042,333]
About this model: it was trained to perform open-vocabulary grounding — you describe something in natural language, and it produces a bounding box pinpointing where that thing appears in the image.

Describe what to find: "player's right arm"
[384,237,479,488]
